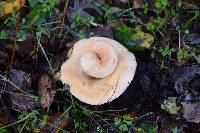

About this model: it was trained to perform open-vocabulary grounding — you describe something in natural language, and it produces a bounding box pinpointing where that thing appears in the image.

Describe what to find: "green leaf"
[17,31,26,41]
[177,48,192,61]
[161,97,180,115]
[104,7,122,22]
[28,0,56,25]
[0,30,8,39]
[119,124,128,133]
[172,126,178,133]
[141,124,158,133]
[82,108,93,116]
[123,114,132,126]
[114,24,154,51]
[159,45,175,57]
[28,6,48,25]
[155,0,168,9]
[0,123,10,133]
[114,117,121,126]
[40,115,49,127]
[28,0,39,8]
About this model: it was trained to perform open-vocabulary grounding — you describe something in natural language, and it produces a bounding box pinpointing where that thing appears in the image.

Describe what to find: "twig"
[58,0,69,38]
[11,12,21,66]
[37,37,54,75]
[0,74,34,97]
[178,29,181,50]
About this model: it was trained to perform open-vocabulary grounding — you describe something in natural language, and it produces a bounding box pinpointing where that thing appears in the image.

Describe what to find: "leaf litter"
[0,0,200,132]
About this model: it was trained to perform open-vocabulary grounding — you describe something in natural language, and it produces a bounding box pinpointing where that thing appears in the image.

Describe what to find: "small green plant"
[159,45,175,57]
[0,30,8,39]
[155,16,165,29]
[114,24,133,47]
[71,12,95,29]
[172,126,178,133]
[146,16,165,31]
[161,97,180,115]
[142,3,149,14]
[28,0,56,12]
[18,110,40,132]
[155,0,169,9]
[77,30,86,39]
[28,0,57,25]
[114,114,133,133]
[135,124,158,133]
[70,106,93,132]
[103,6,139,24]
[146,22,156,31]
[103,6,122,23]
[77,30,94,40]
[4,12,18,26]
[159,45,175,69]
[75,120,88,132]
[159,61,166,69]
[177,48,192,61]
[0,123,9,133]
[17,30,26,41]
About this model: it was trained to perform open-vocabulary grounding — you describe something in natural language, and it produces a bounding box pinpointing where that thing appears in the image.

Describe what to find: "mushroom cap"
[61,37,137,105]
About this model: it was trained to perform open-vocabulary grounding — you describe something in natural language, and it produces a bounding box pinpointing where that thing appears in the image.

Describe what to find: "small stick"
[58,0,69,38]
[178,29,181,50]
[11,12,21,66]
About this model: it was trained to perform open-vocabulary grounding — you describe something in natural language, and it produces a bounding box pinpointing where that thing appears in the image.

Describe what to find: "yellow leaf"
[0,0,25,19]
[4,3,13,14]
[131,26,154,49]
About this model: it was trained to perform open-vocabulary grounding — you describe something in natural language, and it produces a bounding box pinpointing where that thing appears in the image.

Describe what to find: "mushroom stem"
[80,40,118,78]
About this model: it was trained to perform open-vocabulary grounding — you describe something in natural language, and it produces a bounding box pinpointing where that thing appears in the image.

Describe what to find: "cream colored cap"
[61,37,137,105]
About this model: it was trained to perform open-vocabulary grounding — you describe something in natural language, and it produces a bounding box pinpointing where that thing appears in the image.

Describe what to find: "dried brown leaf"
[10,93,39,111]
[38,74,56,108]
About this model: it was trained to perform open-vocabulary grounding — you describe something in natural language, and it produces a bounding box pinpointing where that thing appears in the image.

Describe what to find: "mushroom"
[61,37,137,105]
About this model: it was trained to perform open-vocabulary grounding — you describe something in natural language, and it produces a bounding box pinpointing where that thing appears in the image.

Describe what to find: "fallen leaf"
[131,26,154,49]
[172,66,199,93]
[159,116,187,133]
[38,74,56,108]
[114,24,154,50]
[0,0,25,19]
[183,33,200,45]
[10,93,39,111]
[189,77,200,96]
[182,102,200,123]
[8,69,30,92]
